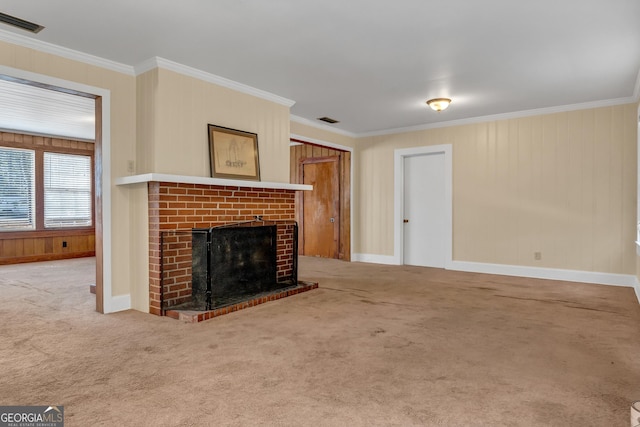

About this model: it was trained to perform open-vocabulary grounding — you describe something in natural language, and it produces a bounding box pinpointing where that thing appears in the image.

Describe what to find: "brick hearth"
[165,280,318,323]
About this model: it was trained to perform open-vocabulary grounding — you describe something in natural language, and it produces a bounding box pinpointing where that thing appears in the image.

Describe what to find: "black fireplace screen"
[190,221,297,311]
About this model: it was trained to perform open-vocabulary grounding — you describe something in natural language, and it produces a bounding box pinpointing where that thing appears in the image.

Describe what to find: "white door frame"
[393,144,452,268]
[0,65,114,313]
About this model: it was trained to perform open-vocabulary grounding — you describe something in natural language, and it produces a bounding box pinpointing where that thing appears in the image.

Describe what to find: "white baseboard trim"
[352,252,638,290]
[108,294,132,313]
[352,253,398,265]
[449,260,636,288]
[351,254,640,303]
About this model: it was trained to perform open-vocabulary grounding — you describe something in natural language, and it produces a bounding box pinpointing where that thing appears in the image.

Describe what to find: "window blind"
[0,147,35,231]
[44,152,92,228]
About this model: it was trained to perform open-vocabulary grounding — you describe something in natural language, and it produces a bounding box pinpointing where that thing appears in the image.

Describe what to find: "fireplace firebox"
[190,221,298,310]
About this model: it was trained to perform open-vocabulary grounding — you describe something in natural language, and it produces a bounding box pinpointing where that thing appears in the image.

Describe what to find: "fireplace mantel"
[115,173,312,191]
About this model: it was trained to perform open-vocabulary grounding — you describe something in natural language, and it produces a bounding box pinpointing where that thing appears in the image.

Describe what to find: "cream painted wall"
[0,40,137,298]
[357,104,638,275]
[139,68,292,182]
[290,121,358,149]
[130,67,295,310]
[136,69,158,174]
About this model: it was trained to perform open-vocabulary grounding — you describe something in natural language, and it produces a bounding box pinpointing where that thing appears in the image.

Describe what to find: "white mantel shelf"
[114,173,312,191]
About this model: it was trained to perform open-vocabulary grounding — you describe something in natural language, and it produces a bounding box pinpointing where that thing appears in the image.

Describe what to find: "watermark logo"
[0,406,64,427]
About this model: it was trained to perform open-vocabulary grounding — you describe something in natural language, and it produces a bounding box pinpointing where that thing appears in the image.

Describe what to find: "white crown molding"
[0,31,296,108]
[132,57,160,75]
[633,67,640,102]
[135,57,296,108]
[358,96,639,138]
[0,29,135,76]
[2,28,637,136]
[289,114,359,138]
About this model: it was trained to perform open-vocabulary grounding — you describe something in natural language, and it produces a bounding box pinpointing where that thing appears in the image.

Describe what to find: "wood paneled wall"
[0,230,95,265]
[0,131,96,265]
[290,141,351,261]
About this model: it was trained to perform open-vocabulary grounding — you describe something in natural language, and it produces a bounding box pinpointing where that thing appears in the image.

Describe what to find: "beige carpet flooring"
[1,256,639,426]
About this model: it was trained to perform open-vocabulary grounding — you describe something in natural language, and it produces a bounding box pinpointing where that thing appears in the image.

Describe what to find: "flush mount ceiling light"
[426,98,452,112]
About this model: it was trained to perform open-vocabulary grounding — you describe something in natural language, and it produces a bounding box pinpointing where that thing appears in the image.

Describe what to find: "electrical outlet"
[62,241,67,248]
[534,251,541,260]
[127,160,135,173]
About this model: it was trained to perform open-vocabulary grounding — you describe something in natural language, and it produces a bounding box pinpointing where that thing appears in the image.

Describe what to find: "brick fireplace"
[117,174,317,318]
[114,173,314,318]
[146,179,308,315]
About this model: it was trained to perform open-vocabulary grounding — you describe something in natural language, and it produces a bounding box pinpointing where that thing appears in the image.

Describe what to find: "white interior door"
[403,152,446,267]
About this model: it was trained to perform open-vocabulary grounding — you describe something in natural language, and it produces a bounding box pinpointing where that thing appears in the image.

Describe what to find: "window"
[44,152,92,228]
[0,147,35,231]
[0,145,93,232]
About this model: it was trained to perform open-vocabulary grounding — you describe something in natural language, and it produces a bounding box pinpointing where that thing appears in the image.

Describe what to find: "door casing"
[0,65,113,313]
[290,137,352,261]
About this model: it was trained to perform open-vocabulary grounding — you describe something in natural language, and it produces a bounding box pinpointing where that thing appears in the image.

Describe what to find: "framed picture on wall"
[207,124,260,181]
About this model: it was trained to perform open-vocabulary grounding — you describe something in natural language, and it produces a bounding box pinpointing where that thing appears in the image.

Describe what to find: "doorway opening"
[290,138,351,261]
[0,69,108,313]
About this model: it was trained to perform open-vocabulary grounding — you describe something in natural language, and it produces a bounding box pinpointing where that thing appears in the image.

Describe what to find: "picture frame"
[207,124,260,181]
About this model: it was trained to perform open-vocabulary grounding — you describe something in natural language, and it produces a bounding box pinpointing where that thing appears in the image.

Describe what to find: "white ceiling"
[0,78,95,140]
[1,0,639,137]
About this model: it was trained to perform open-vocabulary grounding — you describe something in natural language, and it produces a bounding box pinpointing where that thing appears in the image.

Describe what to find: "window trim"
[0,137,95,235]
[43,151,93,229]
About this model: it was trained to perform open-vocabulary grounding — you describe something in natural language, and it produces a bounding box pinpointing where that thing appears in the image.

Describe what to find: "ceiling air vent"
[0,12,45,33]
[317,116,339,124]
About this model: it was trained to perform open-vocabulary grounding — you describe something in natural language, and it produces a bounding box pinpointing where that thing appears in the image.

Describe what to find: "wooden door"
[301,157,339,258]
